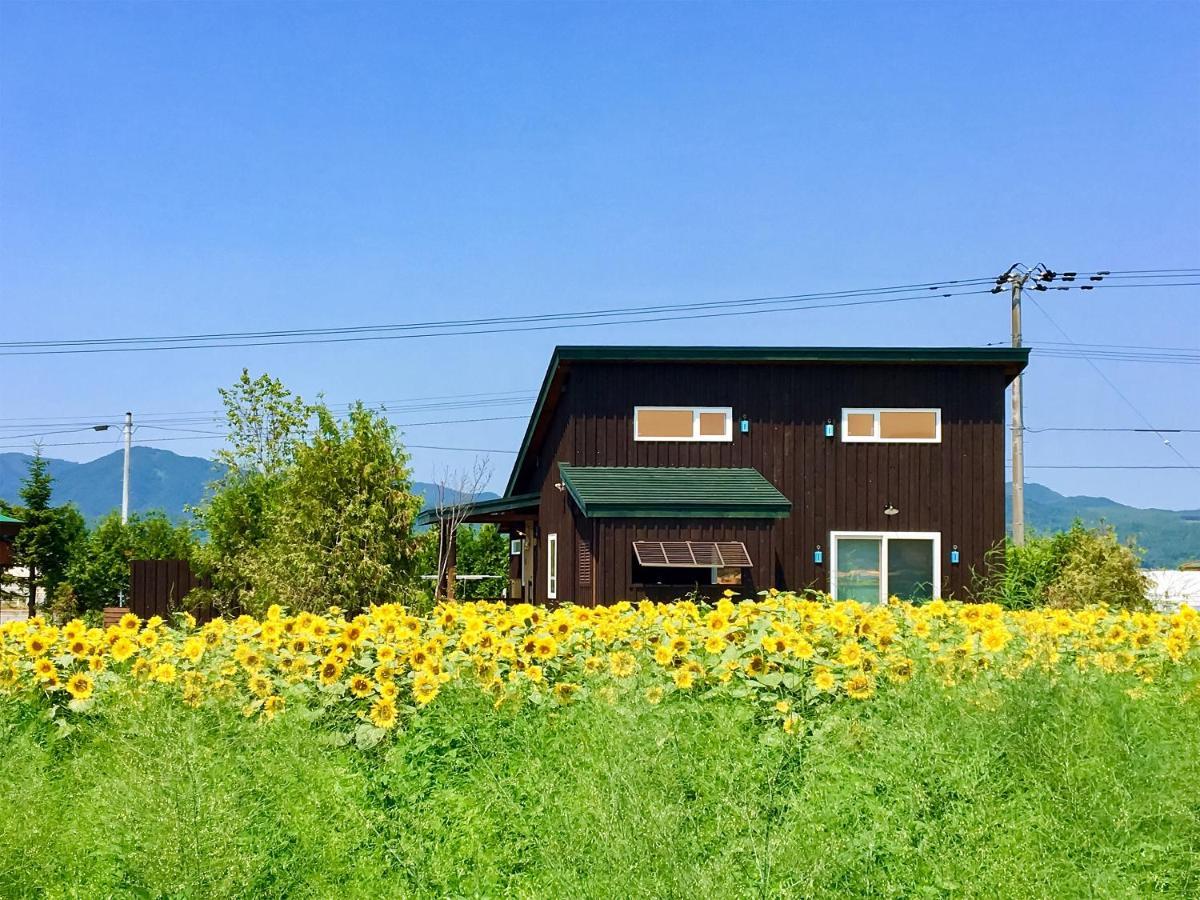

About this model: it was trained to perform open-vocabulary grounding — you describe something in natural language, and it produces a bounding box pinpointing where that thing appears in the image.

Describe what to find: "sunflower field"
[2,593,1199,898]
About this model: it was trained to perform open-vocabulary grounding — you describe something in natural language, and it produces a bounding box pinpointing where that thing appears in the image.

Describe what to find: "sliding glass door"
[831,532,940,603]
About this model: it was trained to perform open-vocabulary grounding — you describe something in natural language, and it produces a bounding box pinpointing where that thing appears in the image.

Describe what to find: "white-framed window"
[829,531,941,603]
[546,533,558,600]
[634,406,733,442]
[841,408,941,443]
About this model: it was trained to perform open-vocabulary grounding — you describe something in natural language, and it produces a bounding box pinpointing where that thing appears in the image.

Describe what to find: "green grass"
[2,673,1198,898]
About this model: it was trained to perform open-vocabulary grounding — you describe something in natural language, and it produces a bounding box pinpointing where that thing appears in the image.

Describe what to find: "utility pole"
[1009,277,1025,546]
[122,411,132,525]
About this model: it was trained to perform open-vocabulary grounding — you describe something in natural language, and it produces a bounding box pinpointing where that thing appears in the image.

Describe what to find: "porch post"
[439,520,458,602]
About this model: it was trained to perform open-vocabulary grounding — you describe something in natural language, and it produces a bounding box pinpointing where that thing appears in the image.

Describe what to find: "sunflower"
[980,627,1012,653]
[812,667,837,693]
[319,659,344,686]
[844,672,875,700]
[887,657,915,683]
[248,673,273,698]
[24,634,49,657]
[644,685,664,705]
[152,663,177,684]
[553,682,580,704]
[412,671,440,705]
[262,695,286,720]
[837,641,863,667]
[65,673,94,700]
[534,636,558,660]
[673,667,695,690]
[370,697,399,729]
[349,675,375,698]
[33,658,57,682]
[703,634,727,654]
[609,651,637,678]
[119,613,140,632]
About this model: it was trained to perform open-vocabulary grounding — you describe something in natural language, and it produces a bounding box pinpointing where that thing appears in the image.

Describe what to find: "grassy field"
[1,596,1198,897]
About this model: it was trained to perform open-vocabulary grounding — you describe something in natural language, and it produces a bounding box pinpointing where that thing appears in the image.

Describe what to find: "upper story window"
[841,408,941,443]
[634,406,733,442]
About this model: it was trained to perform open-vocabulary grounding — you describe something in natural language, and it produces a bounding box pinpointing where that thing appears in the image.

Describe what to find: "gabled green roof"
[558,465,791,519]
[504,345,1030,496]
[0,513,22,524]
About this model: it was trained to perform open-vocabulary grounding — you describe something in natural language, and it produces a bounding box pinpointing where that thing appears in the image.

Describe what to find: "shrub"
[974,521,1149,610]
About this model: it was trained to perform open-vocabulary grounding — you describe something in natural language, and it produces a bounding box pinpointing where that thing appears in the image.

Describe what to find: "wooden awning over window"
[632,541,753,568]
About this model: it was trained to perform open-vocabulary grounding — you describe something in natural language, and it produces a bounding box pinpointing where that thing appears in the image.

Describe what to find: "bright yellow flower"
[412,671,440,705]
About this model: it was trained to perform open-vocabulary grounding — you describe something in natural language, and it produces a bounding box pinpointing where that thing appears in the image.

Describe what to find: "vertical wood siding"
[519,361,1008,605]
[129,559,215,622]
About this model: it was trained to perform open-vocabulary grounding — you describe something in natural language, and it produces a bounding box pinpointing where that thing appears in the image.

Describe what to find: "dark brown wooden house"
[0,513,22,568]
[418,346,1029,605]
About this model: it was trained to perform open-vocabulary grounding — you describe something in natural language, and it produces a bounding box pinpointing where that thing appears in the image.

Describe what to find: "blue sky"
[1,1,1197,509]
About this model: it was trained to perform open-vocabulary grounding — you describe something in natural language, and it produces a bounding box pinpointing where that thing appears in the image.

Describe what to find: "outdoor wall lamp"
[740,417,750,434]
[813,545,824,565]
[824,419,835,438]
[950,545,960,565]
[883,505,899,517]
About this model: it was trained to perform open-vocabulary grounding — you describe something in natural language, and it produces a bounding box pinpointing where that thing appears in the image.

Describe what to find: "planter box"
[102,606,126,628]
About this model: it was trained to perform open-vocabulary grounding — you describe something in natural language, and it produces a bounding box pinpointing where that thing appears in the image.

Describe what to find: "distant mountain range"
[0,449,1196,567]
[0,448,496,526]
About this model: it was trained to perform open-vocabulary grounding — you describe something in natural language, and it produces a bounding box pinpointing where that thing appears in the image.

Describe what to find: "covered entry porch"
[415,493,540,601]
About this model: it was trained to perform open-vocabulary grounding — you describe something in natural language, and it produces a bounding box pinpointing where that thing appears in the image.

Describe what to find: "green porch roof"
[558,465,791,518]
[0,513,22,524]
[415,492,539,527]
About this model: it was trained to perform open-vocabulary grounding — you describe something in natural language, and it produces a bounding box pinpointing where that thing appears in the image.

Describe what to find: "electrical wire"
[1026,294,1200,480]
[0,285,998,356]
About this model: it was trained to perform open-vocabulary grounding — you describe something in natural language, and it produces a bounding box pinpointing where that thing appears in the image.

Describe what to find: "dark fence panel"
[129,560,215,623]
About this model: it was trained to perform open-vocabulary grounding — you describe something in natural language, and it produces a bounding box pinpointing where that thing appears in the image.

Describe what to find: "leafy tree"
[455,525,509,599]
[66,511,196,613]
[250,403,425,614]
[216,369,313,476]
[194,371,313,608]
[7,451,85,617]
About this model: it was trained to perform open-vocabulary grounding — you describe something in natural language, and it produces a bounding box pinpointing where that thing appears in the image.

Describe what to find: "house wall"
[518,360,1008,605]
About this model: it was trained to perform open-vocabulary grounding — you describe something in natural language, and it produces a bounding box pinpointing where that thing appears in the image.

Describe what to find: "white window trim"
[634,406,733,442]
[828,530,942,603]
[840,408,942,444]
[546,533,558,600]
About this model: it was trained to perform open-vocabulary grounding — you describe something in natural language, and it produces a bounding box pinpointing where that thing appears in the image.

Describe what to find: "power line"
[0,285,1000,357]
[1026,294,1200,481]
[0,276,999,351]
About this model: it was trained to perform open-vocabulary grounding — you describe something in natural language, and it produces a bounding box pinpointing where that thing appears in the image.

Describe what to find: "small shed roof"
[558,465,791,518]
[0,513,22,524]
[415,492,540,527]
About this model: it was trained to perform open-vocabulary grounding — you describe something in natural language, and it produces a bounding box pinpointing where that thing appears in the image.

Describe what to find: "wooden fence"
[129,559,216,623]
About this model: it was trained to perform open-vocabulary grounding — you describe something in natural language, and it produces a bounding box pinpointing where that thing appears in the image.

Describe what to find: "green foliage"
[216,369,314,476]
[195,373,426,615]
[194,371,314,608]
[5,451,86,615]
[65,511,197,613]
[46,581,79,624]
[456,524,509,599]
[974,521,1150,611]
[1,671,1198,897]
[250,403,425,614]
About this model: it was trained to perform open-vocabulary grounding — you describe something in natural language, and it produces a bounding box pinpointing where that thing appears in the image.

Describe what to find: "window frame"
[546,533,558,600]
[828,530,942,603]
[840,407,942,444]
[633,406,734,442]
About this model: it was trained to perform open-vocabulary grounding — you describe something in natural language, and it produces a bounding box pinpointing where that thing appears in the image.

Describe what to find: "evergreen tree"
[11,451,82,617]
